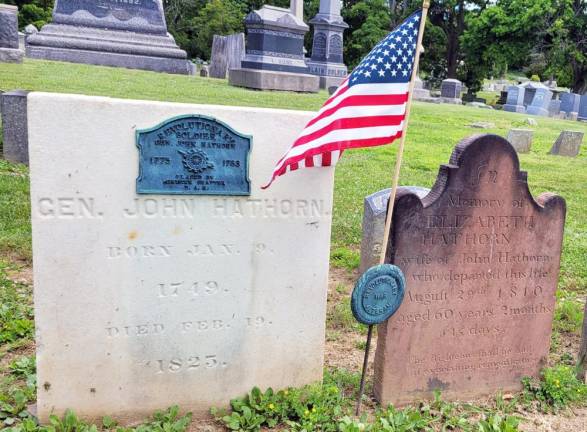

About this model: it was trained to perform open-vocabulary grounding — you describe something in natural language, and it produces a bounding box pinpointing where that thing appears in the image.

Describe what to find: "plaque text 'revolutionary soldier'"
[136,115,252,195]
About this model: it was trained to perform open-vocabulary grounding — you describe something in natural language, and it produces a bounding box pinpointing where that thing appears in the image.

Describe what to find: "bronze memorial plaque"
[374,134,566,405]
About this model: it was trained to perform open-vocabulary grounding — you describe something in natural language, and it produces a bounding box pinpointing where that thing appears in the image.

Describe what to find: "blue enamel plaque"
[136,115,251,195]
[351,264,405,325]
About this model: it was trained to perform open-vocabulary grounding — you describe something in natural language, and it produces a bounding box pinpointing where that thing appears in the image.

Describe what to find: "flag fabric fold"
[262,10,423,189]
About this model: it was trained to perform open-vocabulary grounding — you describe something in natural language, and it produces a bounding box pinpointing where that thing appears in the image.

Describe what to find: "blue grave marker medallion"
[351,264,405,325]
[136,115,251,195]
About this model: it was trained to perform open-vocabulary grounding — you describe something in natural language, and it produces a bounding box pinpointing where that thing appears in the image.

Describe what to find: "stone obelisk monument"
[307,0,348,89]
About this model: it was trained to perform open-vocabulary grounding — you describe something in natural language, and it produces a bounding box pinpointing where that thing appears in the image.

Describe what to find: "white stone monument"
[28,93,335,422]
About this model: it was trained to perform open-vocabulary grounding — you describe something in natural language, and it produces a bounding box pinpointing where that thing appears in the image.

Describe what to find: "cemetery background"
[0,58,586,430]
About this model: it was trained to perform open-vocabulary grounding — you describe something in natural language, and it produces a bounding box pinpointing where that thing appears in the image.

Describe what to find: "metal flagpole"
[355,0,430,417]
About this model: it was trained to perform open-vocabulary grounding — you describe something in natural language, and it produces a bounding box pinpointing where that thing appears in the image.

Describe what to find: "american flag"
[262,10,423,189]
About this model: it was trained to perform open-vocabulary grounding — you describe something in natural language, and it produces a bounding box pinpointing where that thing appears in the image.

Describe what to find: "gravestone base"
[26,24,193,75]
[526,107,549,117]
[306,60,347,90]
[0,47,23,63]
[568,112,579,121]
[229,68,319,93]
[413,88,431,100]
[503,104,526,113]
[439,97,462,105]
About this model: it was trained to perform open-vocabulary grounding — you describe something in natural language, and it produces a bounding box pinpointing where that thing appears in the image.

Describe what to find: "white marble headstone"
[28,93,334,422]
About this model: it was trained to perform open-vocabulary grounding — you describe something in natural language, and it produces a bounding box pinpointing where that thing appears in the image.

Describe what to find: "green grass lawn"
[1,59,587,293]
[0,59,586,430]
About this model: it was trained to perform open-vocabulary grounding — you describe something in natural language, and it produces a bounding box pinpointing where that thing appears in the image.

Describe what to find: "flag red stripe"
[294,114,405,147]
[306,93,409,129]
[261,132,402,189]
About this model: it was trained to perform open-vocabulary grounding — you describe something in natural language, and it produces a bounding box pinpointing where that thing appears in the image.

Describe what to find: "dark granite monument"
[526,88,553,117]
[228,2,319,92]
[0,4,24,63]
[440,79,463,104]
[26,0,193,75]
[374,134,565,405]
[1,90,29,165]
[503,85,525,113]
[306,0,348,89]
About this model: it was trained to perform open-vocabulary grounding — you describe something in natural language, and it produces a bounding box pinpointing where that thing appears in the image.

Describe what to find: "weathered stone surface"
[0,47,23,63]
[440,79,462,100]
[0,90,29,165]
[28,92,335,422]
[526,88,553,117]
[525,118,538,127]
[26,0,192,75]
[503,85,526,113]
[549,131,583,157]
[229,68,319,93]
[374,134,566,406]
[548,100,561,117]
[506,129,533,153]
[0,4,19,49]
[560,93,581,115]
[360,187,430,273]
[199,65,209,77]
[0,4,24,63]
[209,33,245,80]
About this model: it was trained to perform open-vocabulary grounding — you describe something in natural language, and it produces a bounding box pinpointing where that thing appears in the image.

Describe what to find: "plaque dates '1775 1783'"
[136,115,251,195]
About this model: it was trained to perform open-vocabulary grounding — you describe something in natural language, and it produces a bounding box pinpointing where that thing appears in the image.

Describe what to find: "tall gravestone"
[526,88,553,117]
[374,134,566,405]
[209,33,245,80]
[228,3,319,92]
[578,95,587,121]
[560,93,581,119]
[360,187,430,274]
[440,79,463,104]
[26,0,192,75]
[503,86,526,113]
[1,90,29,165]
[28,92,334,422]
[0,4,24,63]
[307,0,348,89]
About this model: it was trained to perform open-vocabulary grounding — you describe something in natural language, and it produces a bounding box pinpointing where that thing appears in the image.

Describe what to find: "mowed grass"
[1,60,586,293]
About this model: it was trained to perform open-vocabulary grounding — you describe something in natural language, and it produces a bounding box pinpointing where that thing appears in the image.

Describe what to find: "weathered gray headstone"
[209,33,245,80]
[200,65,209,78]
[548,99,561,117]
[549,131,583,157]
[360,187,430,273]
[526,88,553,117]
[307,0,348,89]
[503,85,525,113]
[0,4,24,63]
[1,90,29,165]
[440,79,463,104]
[560,93,581,117]
[578,95,587,121]
[413,76,432,101]
[374,134,566,406]
[506,129,533,153]
[26,0,192,75]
